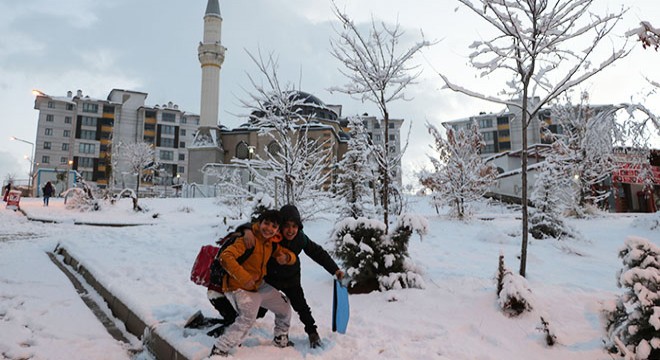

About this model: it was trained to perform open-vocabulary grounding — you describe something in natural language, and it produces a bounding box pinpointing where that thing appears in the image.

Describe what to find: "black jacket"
[265,230,339,289]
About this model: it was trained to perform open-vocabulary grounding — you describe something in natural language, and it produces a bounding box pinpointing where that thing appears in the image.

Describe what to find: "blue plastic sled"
[332,279,350,334]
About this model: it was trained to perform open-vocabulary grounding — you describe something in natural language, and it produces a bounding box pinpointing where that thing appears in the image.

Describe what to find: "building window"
[46,114,54,122]
[389,134,396,141]
[180,129,186,136]
[66,103,74,111]
[79,157,94,168]
[65,116,72,124]
[144,123,156,131]
[178,166,185,173]
[160,150,174,161]
[45,128,53,136]
[47,101,54,108]
[236,142,249,159]
[80,171,93,181]
[389,122,395,129]
[103,105,115,114]
[60,157,68,164]
[497,116,509,125]
[267,141,280,157]
[161,125,175,135]
[178,153,185,161]
[160,138,175,148]
[82,103,98,113]
[162,112,176,122]
[43,142,51,149]
[499,142,511,151]
[63,130,71,137]
[483,132,494,141]
[42,155,50,164]
[483,144,495,153]
[179,141,185,148]
[81,116,97,126]
[181,117,187,124]
[80,130,96,140]
[374,134,381,141]
[499,129,510,137]
[79,143,95,154]
[62,143,69,151]
[478,118,493,128]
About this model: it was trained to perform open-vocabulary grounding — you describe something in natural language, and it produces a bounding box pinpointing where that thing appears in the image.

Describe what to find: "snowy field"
[0,195,657,360]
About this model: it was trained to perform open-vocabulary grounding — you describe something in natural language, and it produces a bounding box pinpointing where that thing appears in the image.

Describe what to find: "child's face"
[259,219,280,240]
[281,220,299,241]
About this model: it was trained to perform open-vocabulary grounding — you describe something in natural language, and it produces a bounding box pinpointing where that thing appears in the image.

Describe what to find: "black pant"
[279,284,317,335]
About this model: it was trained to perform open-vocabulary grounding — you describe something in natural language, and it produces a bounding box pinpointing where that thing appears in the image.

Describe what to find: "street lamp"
[66,160,74,191]
[11,136,35,195]
[247,146,256,194]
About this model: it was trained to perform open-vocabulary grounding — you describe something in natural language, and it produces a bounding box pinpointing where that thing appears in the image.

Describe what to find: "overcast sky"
[1,0,659,188]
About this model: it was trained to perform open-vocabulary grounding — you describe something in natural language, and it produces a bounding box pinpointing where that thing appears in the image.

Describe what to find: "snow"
[0,196,658,360]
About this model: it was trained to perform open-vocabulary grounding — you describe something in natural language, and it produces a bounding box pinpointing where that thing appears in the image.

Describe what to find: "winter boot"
[308,332,322,348]
[207,324,226,338]
[184,310,205,329]
[272,334,295,348]
[210,345,228,357]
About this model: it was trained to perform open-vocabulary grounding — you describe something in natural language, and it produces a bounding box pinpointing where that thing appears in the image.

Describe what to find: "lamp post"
[11,136,35,195]
[66,160,74,192]
[247,146,256,194]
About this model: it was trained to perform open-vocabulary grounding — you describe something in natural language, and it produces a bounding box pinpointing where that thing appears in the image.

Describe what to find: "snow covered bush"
[332,214,427,293]
[529,159,577,240]
[604,236,660,359]
[63,188,99,212]
[496,254,534,317]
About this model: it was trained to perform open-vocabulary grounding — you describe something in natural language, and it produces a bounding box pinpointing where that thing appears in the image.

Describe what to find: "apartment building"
[32,89,199,195]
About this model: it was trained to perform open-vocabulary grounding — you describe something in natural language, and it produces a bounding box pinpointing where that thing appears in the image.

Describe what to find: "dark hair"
[258,209,282,227]
[279,204,303,230]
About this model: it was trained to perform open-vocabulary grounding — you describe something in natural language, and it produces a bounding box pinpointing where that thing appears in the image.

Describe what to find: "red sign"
[6,190,21,210]
[612,163,660,184]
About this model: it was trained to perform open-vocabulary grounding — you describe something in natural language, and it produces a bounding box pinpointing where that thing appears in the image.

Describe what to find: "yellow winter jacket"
[219,223,296,292]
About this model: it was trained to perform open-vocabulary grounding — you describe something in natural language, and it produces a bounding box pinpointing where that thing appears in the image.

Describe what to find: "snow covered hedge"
[332,214,428,293]
[604,236,660,359]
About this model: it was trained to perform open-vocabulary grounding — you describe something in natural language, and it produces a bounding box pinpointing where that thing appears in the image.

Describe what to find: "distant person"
[3,182,11,202]
[42,181,54,206]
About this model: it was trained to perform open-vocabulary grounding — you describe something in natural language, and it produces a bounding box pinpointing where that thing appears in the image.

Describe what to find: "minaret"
[188,0,226,184]
[198,0,225,127]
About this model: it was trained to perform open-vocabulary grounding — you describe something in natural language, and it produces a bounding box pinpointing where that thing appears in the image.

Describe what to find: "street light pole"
[10,136,35,196]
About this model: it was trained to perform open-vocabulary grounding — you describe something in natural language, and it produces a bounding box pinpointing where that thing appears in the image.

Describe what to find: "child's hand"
[243,274,259,289]
[243,229,256,248]
[335,270,345,280]
[274,251,290,265]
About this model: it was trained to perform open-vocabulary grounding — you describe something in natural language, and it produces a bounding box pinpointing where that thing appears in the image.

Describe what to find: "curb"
[52,246,189,360]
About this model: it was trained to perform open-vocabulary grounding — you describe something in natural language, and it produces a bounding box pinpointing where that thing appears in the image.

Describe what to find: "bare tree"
[329,1,431,233]
[118,141,157,197]
[233,50,334,217]
[439,0,630,277]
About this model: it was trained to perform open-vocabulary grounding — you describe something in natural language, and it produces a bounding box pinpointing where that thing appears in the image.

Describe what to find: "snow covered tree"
[329,2,431,232]
[496,252,535,317]
[232,50,334,218]
[628,21,660,50]
[335,116,376,219]
[604,236,660,360]
[332,214,427,294]
[441,0,630,276]
[419,122,497,219]
[117,141,157,198]
[529,156,572,239]
[549,92,622,217]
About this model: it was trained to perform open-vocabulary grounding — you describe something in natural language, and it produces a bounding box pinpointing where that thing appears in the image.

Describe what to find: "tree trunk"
[383,105,390,233]
[519,96,529,277]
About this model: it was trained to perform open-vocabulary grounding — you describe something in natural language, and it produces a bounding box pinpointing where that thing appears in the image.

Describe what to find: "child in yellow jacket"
[211,209,296,357]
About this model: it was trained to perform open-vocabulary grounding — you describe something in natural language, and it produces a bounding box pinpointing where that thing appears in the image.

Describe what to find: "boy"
[210,210,296,357]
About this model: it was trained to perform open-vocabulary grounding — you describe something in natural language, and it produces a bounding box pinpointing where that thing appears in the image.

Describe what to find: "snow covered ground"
[0,196,657,360]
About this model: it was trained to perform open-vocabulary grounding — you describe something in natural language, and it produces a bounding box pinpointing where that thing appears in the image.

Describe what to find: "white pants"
[214,283,291,352]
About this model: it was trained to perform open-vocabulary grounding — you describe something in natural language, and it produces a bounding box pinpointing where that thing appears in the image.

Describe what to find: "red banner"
[6,190,21,210]
[612,164,660,184]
